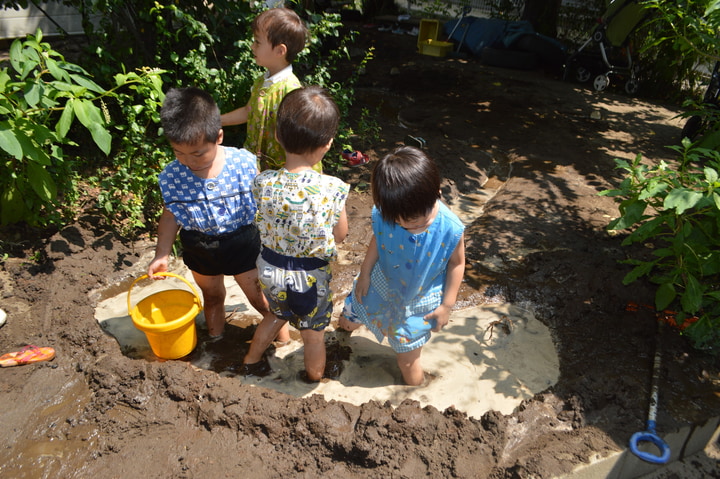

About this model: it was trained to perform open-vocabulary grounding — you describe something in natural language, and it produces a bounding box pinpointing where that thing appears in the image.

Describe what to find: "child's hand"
[354,274,371,304]
[426,304,451,332]
[147,256,169,280]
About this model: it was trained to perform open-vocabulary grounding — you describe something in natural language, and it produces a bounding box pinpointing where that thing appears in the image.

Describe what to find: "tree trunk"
[521,0,562,38]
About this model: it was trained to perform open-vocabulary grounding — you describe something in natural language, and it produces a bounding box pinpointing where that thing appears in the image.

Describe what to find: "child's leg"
[235,269,291,343]
[299,329,326,382]
[338,295,362,332]
[243,315,287,365]
[338,314,362,332]
[191,271,226,337]
[397,347,424,386]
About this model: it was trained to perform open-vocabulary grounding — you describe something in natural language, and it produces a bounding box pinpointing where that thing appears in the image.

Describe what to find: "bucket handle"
[127,272,203,316]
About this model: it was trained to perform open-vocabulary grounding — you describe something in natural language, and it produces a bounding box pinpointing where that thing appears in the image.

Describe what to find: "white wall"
[0,2,88,40]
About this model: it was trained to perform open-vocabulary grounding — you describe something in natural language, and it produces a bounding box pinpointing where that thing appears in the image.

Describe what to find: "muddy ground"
[1,22,720,478]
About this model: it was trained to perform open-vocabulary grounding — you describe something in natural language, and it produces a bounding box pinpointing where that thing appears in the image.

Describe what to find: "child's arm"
[220,102,250,126]
[354,234,379,304]
[147,207,181,279]
[333,206,348,243]
[427,233,466,331]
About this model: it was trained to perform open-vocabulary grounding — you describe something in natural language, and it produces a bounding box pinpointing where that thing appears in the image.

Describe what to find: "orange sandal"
[0,345,55,367]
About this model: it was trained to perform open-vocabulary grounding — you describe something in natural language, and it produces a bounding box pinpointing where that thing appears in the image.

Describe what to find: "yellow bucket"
[127,272,203,359]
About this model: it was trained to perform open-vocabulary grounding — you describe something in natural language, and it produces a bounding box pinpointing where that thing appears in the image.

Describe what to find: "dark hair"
[276,86,339,155]
[372,146,442,223]
[160,87,221,145]
[252,8,308,63]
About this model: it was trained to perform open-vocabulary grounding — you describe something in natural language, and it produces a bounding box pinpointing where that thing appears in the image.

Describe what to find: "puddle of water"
[19,439,90,459]
[95,269,559,419]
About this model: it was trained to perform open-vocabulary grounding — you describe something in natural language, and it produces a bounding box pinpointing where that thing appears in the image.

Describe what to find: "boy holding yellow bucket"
[148,87,282,342]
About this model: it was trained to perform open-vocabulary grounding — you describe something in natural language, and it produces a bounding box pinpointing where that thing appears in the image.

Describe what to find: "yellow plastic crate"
[417,19,441,48]
[418,39,453,57]
[417,19,452,57]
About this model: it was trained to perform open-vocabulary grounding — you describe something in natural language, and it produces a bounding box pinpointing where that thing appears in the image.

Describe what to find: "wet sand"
[96,265,559,419]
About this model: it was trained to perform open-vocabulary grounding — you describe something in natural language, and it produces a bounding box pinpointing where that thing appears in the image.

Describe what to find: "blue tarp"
[443,17,535,56]
[443,16,566,64]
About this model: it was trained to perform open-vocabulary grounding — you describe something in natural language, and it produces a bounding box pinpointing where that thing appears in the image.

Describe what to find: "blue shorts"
[342,285,434,354]
[257,248,333,331]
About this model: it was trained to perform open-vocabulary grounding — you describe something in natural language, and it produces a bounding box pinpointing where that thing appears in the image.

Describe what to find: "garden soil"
[1,24,720,478]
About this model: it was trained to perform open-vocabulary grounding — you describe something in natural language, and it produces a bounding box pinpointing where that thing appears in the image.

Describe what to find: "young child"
[339,146,466,386]
[147,87,280,343]
[242,86,349,382]
[220,8,322,173]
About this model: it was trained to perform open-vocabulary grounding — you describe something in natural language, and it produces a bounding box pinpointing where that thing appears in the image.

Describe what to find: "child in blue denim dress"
[339,146,466,385]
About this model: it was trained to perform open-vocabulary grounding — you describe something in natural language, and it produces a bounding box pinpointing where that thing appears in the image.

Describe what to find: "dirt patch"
[1,24,719,478]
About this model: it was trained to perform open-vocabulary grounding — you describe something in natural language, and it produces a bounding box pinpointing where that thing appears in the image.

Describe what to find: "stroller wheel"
[594,74,610,91]
[576,66,591,83]
[625,79,639,95]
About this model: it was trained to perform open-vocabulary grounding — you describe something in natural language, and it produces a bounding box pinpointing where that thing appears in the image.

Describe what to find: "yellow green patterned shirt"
[245,69,324,173]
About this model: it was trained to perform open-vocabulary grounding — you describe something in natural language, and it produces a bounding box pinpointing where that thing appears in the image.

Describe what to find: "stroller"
[564,0,649,94]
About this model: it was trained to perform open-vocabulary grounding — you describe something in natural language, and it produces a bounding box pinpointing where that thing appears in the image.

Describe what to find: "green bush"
[602,1,720,353]
[0,1,369,233]
[601,143,720,352]
[635,0,720,100]
[0,30,164,229]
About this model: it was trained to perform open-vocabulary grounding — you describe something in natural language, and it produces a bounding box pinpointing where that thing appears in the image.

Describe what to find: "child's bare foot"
[338,314,361,332]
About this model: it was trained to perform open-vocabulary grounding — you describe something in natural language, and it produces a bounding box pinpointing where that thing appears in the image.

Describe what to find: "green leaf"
[655,282,676,311]
[72,99,111,154]
[0,122,23,159]
[705,167,719,184]
[625,216,665,243]
[18,117,55,145]
[24,80,43,107]
[652,247,674,259]
[68,73,105,94]
[9,39,23,74]
[57,100,74,138]
[638,180,668,201]
[681,274,703,314]
[623,260,655,285]
[0,179,26,225]
[706,291,720,301]
[664,188,703,214]
[598,188,621,197]
[45,57,70,82]
[27,161,57,202]
[16,132,51,165]
[51,81,86,94]
[699,129,720,150]
[150,74,165,95]
[0,70,10,91]
[114,73,129,86]
[88,124,112,155]
[612,199,647,230]
[705,0,720,17]
[73,98,99,128]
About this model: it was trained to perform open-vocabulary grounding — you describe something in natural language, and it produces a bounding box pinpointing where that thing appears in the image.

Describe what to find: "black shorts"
[179,224,260,276]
